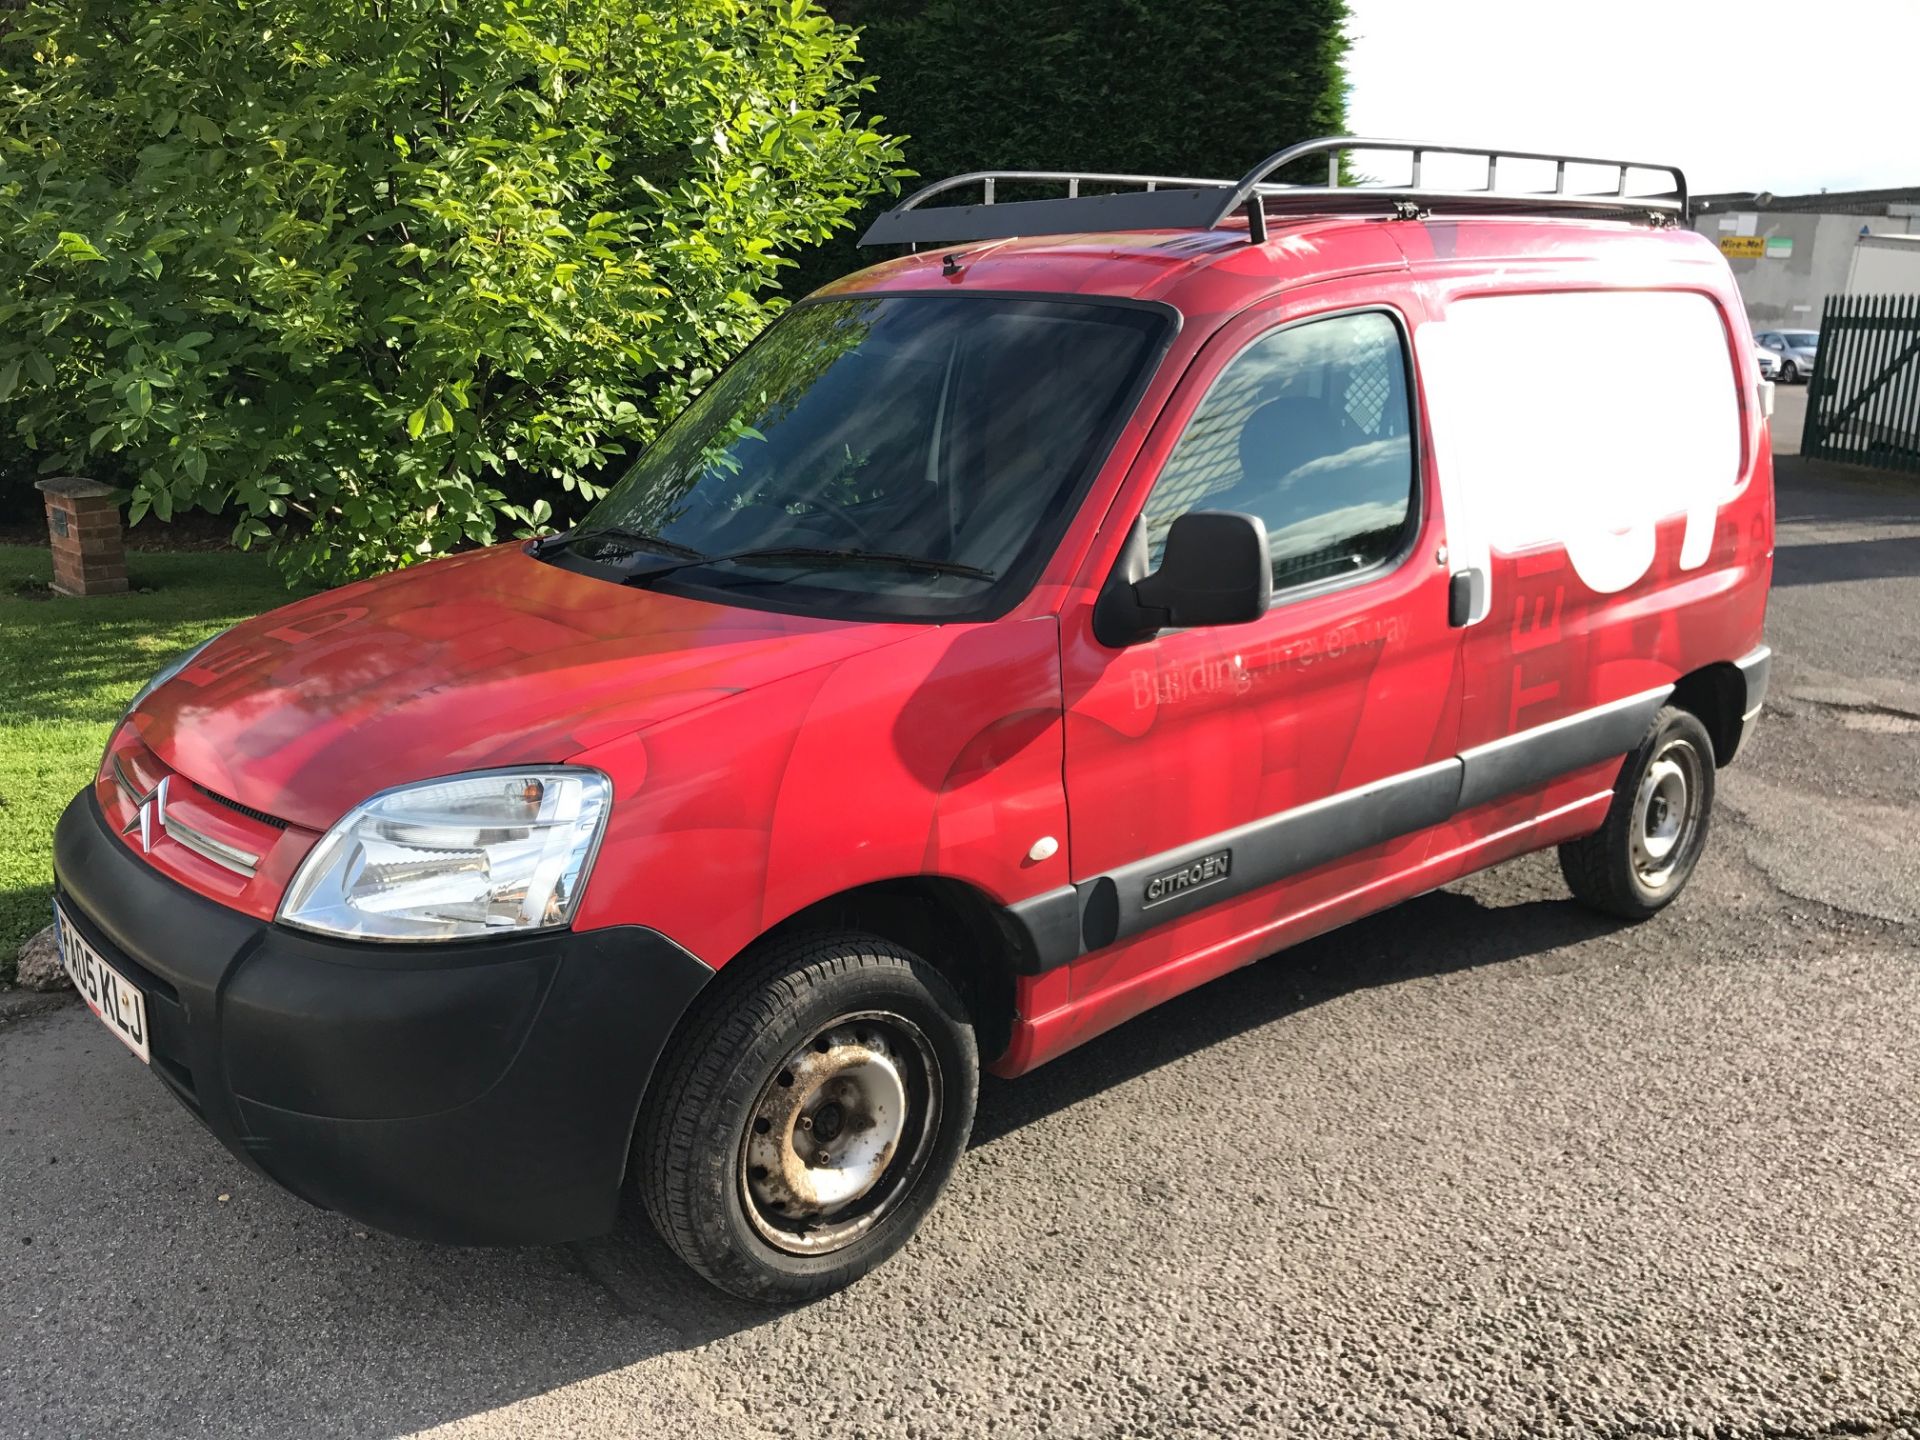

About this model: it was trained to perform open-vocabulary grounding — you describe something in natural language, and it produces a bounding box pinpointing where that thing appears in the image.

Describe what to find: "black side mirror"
[1093,511,1272,647]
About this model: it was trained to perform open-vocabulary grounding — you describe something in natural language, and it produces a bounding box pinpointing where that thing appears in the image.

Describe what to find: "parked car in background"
[50,137,1774,1304]
[1757,329,1819,383]
[1754,344,1780,381]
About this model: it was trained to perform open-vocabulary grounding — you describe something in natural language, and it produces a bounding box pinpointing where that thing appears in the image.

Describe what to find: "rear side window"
[1415,289,1742,593]
[1140,311,1415,596]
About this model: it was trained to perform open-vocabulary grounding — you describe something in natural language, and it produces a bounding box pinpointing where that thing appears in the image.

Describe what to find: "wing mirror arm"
[1093,511,1273,648]
[1092,518,1161,647]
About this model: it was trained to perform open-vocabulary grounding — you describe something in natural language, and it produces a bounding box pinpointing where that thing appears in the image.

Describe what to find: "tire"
[1782,360,1800,383]
[635,929,978,1304]
[1558,705,1716,921]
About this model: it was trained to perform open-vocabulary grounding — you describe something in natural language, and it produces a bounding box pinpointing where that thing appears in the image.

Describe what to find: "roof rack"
[857,137,1689,248]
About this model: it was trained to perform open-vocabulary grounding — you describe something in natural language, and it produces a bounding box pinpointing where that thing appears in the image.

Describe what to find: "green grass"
[0,546,299,978]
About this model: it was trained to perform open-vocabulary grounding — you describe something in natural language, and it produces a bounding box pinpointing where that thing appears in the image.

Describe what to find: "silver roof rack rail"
[858,137,1689,248]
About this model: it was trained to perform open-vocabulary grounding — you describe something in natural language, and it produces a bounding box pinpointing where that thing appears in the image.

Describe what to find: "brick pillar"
[36,476,128,596]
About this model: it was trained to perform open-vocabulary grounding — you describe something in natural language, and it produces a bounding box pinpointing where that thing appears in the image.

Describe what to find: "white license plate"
[55,903,151,1064]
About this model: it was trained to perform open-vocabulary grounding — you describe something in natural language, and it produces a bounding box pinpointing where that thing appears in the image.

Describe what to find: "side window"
[1140,311,1415,596]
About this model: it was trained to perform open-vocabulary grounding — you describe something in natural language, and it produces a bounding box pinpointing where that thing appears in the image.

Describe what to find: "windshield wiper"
[626,545,996,584]
[534,525,706,561]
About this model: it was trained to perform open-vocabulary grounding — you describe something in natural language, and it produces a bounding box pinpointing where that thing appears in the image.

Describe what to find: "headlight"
[278,768,612,942]
[124,630,226,721]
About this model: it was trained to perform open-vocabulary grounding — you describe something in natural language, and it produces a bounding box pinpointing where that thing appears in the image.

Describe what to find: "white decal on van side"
[1416,290,1743,617]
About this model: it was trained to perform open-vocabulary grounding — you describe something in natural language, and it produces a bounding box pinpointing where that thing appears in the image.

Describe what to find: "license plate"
[54,903,151,1064]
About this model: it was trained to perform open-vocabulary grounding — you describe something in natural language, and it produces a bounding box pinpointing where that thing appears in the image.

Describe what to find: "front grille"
[201,787,290,830]
[107,743,287,885]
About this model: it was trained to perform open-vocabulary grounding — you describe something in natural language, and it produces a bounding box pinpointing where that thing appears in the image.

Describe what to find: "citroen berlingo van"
[51,138,1773,1302]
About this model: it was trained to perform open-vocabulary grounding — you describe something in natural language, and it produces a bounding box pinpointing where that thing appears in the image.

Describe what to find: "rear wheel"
[635,930,977,1304]
[1559,705,1715,920]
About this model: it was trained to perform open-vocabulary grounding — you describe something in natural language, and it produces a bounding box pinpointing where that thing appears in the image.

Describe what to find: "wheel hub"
[810,1101,846,1143]
[1630,742,1699,888]
[741,1018,932,1254]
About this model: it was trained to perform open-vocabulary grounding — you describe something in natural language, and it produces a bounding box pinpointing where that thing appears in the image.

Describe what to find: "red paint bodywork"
[106,214,1773,1078]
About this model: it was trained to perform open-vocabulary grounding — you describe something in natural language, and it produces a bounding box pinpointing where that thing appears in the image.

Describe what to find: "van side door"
[1415,285,1754,833]
[1056,291,1463,1005]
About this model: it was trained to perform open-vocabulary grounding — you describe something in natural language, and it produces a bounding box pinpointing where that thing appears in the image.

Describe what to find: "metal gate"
[1801,293,1920,472]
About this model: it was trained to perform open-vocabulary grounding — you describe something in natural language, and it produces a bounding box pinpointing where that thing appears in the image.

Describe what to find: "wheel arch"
[1669,660,1748,766]
[756,876,1028,1064]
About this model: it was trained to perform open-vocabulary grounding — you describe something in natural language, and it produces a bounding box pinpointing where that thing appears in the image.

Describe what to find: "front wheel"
[1782,360,1800,383]
[635,930,978,1304]
[1558,705,1716,920]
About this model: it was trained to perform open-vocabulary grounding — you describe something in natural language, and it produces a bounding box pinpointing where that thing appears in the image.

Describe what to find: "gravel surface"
[3,457,1917,1439]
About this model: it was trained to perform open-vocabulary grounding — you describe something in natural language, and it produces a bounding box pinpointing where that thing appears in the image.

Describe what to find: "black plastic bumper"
[52,790,712,1245]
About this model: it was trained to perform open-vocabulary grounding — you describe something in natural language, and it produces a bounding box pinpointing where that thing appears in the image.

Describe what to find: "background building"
[1691,187,1920,327]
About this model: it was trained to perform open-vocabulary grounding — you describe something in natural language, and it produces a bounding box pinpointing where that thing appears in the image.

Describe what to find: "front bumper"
[53,789,712,1245]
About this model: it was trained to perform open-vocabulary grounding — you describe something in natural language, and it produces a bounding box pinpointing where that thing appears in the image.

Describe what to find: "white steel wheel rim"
[1631,740,1701,889]
[739,1010,941,1256]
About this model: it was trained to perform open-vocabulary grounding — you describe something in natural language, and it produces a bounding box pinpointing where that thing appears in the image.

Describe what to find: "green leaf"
[54,232,105,263]
[0,358,18,402]
[406,406,428,441]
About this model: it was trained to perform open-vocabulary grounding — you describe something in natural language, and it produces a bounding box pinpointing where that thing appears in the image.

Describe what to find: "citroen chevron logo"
[119,774,169,854]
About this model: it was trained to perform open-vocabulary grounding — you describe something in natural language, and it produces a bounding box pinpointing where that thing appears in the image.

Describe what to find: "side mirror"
[1093,511,1272,647]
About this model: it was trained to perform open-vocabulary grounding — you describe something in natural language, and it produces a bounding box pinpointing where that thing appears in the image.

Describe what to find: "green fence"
[1801,293,1920,472]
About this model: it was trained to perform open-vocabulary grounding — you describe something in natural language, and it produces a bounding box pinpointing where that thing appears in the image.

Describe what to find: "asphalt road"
[4,455,1919,1439]
[1771,378,1808,457]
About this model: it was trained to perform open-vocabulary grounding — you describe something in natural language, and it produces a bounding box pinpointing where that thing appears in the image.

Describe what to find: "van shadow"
[972,886,1619,1148]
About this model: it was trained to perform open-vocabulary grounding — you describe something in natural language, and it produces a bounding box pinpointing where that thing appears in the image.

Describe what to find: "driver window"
[1140,311,1416,596]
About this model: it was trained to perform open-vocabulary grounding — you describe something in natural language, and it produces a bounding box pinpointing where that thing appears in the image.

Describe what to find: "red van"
[51,139,1773,1302]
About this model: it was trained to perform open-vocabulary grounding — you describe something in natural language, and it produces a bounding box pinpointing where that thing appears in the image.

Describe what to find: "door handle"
[1448,567,1487,627]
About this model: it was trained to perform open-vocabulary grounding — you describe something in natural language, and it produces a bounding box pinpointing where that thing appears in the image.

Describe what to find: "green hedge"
[793,0,1351,291]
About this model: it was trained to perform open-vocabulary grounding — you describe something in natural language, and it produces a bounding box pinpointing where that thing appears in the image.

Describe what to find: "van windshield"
[558,294,1168,621]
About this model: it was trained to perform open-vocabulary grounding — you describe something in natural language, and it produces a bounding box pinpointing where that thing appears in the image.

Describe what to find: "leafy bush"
[0,0,903,584]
